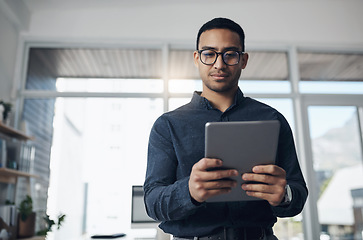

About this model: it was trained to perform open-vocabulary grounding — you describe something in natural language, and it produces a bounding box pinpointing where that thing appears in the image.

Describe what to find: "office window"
[299,52,363,94]
[26,48,163,90]
[57,78,163,93]
[255,99,302,239]
[168,50,290,94]
[242,51,289,80]
[48,96,163,238]
[169,50,199,79]
[168,79,202,94]
[308,106,363,239]
[256,99,295,134]
[239,80,290,94]
[20,45,363,240]
[169,50,289,80]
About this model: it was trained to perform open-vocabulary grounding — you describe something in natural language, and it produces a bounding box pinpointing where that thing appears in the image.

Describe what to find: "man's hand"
[241,165,287,206]
[189,158,239,203]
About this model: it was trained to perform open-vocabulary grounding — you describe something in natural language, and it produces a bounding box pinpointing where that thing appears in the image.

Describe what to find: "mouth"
[210,72,229,81]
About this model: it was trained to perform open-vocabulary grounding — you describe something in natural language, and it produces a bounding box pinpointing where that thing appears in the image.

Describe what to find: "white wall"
[0,0,362,102]
[0,9,19,102]
[0,0,30,102]
[25,0,363,46]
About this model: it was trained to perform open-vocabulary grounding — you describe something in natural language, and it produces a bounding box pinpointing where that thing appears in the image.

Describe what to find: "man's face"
[194,28,248,94]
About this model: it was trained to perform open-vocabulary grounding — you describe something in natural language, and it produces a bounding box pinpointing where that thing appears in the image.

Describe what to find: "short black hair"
[196,17,245,51]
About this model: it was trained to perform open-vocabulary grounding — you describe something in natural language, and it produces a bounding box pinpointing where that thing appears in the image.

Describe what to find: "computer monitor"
[131,185,171,240]
[131,185,159,229]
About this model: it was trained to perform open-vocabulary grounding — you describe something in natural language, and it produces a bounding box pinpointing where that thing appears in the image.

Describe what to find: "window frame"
[15,40,363,240]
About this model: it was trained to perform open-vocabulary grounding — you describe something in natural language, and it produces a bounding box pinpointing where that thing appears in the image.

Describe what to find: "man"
[144,17,308,240]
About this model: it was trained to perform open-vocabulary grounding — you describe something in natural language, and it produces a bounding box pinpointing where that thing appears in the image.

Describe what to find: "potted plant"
[17,195,36,238]
[37,213,66,236]
[0,100,12,124]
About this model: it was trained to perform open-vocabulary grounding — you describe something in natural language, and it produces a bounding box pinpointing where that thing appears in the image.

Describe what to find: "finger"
[204,179,237,190]
[242,172,276,185]
[244,190,273,202]
[245,190,284,206]
[193,158,223,171]
[189,178,236,202]
[242,182,286,206]
[242,185,283,205]
[192,168,239,182]
[242,183,277,194]
[209,169,239,181]
[191,178,236,192]
[252,165,286,177]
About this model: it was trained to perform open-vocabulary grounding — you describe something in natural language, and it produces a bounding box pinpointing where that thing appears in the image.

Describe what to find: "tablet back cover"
[205,120,280,202]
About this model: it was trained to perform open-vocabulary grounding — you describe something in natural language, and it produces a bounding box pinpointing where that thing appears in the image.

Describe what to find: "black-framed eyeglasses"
[198,49,244,66]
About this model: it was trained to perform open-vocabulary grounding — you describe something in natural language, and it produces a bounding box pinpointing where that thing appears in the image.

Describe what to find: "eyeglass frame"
[197,49,245,66]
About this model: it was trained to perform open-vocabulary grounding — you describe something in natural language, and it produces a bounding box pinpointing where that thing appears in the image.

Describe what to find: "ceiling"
[22,0,204,11]
[27,47,363,81]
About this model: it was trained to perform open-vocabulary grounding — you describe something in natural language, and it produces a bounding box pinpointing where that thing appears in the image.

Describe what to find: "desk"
[84,228,171,240]
[18,237,45,240]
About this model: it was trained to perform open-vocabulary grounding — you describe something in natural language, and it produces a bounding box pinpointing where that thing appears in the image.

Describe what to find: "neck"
[201,87,238,112]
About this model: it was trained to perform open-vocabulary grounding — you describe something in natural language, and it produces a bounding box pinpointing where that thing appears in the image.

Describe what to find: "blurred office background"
[1,0,363,239]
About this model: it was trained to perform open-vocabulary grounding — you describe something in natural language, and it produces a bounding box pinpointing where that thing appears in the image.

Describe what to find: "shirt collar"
[191,87,245,110]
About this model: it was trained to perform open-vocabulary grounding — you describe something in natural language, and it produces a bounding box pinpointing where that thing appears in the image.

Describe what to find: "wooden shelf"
[0,122,33,141]
[17,236,46,240]
[0,168,38,184]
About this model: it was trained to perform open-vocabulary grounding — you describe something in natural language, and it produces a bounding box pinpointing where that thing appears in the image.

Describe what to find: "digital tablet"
[205,120,280,202]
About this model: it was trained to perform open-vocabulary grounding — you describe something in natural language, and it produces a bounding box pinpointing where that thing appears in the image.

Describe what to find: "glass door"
[47,97,163,239]
[306,105,363,239]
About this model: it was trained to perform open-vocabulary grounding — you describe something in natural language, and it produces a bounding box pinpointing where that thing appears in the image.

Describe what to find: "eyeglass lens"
[200,50,241,66]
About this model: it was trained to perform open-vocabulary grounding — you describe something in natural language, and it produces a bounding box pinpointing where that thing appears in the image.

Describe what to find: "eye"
[224,51,238,58]
[201,50,216,58]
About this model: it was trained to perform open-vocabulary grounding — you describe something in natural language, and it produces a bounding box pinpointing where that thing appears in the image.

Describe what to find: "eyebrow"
[200,46,242,51]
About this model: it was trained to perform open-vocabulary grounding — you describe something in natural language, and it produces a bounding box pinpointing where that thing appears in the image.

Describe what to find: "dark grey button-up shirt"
[144,88,308,237]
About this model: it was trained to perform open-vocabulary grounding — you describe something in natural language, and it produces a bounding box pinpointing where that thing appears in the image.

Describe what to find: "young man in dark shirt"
[144,17,308,240]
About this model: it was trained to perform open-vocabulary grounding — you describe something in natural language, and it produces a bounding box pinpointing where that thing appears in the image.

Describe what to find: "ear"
[241,53,249,69]
[193,50,200,67]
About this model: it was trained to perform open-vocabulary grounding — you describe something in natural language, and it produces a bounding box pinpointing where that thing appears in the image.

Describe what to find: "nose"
[213,53,226,69]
